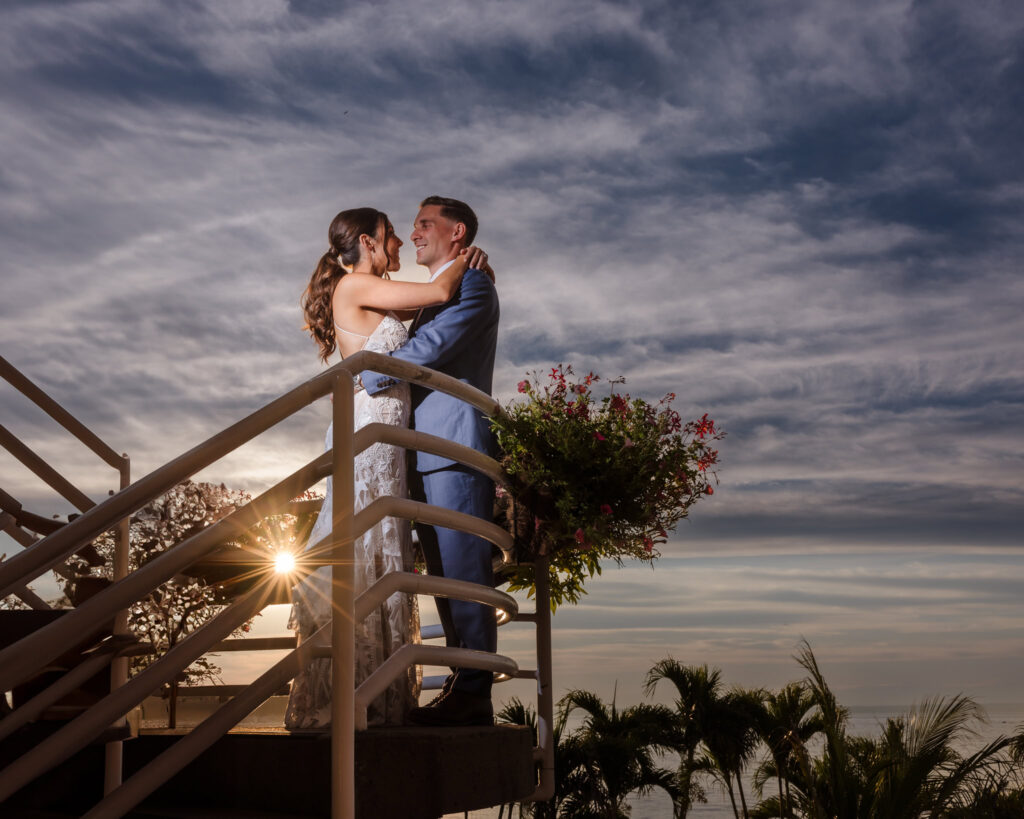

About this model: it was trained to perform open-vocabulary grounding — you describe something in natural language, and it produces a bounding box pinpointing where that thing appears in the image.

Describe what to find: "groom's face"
[411,204,461,272]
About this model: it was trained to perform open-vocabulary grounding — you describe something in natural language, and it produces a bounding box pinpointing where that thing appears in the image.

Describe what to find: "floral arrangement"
[491,365,723,609]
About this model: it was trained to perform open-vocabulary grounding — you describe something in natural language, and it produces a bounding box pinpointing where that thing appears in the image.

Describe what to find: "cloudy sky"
[2,0,1022,707]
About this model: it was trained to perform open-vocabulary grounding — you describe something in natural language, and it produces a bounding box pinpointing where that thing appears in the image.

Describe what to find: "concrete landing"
[1,724,536,818]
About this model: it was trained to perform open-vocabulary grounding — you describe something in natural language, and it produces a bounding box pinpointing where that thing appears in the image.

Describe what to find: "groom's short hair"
[421,196,478,245]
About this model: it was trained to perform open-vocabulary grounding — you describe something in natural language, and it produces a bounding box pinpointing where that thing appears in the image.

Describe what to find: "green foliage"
[492,365,724,608]
[557,689,684,818]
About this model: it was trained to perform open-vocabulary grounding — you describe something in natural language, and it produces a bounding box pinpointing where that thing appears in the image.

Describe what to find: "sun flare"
[273,551,296,574]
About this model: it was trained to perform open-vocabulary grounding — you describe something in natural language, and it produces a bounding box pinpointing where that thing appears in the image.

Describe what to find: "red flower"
[695,413,716,439]
[575,528,585,544]
[705,485,714,495]
[643,536,654,553]
[600,504,613,515]
[593,431,606,441]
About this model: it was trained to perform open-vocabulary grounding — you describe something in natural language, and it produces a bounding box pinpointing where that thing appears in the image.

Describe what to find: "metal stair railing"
[1,353,133,793]
[0,351,555,818]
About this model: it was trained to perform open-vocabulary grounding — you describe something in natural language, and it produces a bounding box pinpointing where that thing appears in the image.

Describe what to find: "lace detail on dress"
[285,314,420,728]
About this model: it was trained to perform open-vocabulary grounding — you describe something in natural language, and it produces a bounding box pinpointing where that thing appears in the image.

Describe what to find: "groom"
[360,195,499,726]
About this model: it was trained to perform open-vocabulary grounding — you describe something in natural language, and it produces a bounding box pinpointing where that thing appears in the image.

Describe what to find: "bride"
[285,207,489,728]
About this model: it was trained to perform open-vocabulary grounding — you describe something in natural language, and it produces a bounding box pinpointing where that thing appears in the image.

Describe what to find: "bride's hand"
[461,246,495,282]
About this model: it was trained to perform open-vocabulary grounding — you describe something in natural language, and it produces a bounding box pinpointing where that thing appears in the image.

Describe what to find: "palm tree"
[785,640,865,819]
[557,688,682,818]
[784,641,1022,819]
[867,695,1018,817]
[753,682,822,817]
[699,687,764,818]
[644,659,765,818]
[644,660,721,817]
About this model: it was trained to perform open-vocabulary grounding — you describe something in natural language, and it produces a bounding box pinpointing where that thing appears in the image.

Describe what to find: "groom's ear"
[451,221,467,243]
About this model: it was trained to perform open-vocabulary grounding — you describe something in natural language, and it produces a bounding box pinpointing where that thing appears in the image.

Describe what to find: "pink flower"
[517,380,530,393]
[593,431,606,441]
[575,528,585,544]
[600,504,613,515]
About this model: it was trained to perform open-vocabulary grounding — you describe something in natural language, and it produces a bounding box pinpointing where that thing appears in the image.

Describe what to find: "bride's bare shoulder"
[335,271,374,292]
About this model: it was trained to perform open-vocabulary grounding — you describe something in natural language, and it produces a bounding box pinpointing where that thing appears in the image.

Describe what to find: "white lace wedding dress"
[285,314,420,728]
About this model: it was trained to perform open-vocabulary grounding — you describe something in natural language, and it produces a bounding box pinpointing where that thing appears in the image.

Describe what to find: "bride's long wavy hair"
[302,207,389,361]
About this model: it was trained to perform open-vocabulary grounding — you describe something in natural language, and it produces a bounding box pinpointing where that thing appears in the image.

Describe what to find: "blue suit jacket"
[361,268,499,473]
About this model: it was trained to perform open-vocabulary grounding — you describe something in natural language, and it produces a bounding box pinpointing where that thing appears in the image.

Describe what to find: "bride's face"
[378,220,402,274]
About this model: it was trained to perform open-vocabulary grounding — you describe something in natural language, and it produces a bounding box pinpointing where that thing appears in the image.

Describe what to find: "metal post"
[104,457,131,794]
[330,373,356,819]
[533,555,556,802]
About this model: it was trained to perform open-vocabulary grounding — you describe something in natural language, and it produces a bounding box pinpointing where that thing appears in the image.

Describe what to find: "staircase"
[0,354,555,818]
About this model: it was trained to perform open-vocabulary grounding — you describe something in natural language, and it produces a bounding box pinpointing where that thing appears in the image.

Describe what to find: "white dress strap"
[335,321,370,340]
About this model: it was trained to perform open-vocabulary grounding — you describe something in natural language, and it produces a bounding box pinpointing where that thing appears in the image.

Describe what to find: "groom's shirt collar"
[429,258,457,282]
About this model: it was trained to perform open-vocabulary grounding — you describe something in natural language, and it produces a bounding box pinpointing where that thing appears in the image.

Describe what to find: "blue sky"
[2,0,1022,706]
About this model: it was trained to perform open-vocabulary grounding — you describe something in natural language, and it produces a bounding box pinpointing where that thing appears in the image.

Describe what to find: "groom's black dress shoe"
[407,688,493,727]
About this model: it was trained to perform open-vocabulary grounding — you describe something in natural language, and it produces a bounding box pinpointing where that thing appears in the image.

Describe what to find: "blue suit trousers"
[419,464,496,695]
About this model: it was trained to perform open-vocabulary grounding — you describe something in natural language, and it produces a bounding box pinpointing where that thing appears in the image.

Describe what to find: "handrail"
[0,355,125,469]
[355,423,508,486]
[353,497,513,562]
[0,351,499,600]
[0,425,95,512]
[354,644,519,729]
[354,571,518,625]
[0,650,114,743]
